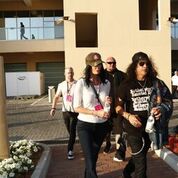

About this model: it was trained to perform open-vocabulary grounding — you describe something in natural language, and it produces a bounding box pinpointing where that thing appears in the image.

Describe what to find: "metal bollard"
[48,86,55,103]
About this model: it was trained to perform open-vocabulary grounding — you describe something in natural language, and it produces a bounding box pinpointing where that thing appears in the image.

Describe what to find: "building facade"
[0,0,176,92]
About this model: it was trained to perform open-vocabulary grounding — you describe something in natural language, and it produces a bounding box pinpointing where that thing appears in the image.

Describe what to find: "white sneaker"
[67,150,74,160]
[113,156,124,162]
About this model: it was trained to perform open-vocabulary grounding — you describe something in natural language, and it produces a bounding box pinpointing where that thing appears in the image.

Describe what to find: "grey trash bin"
[48,86,55,103]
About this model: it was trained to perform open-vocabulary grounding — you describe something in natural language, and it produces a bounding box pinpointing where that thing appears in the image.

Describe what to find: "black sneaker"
[67,150,74,160]
[113,149,125,162]
[103,142,111,154]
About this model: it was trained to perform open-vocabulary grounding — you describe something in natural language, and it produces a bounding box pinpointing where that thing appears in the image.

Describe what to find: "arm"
[50,93,60,117]
[50,84,62,117]
[75,106,109,119]
[115,99,142,128]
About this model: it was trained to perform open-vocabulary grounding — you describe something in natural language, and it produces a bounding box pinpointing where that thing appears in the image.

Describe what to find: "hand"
[151,107,161,120]
[50,108,56,117]
[128,114,142,128]
[95,110,110,119]
[105,96,112,104]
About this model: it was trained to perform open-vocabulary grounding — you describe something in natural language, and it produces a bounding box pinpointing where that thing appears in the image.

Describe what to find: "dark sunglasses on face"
[138,61,148,67]
[107,62,116,65]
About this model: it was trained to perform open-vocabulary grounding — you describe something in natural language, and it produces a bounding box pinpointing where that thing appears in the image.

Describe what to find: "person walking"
[73,52,111,178]
[103,56,127,162]
[171,70,178,98]
[20,22,28,40]
[50,67,78,160]
[115,52,172,178]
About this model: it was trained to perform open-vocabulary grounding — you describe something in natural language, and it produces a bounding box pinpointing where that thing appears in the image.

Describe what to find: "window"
[75,13,98,47]
[139,0,159,30]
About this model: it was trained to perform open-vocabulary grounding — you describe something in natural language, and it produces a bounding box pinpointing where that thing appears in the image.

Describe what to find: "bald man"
[103,56,126,162]
[50,67,78,160]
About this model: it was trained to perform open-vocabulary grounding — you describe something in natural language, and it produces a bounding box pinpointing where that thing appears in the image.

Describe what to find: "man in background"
[103,56,126,162]
[50,67,78,160]
[171,69,178,98]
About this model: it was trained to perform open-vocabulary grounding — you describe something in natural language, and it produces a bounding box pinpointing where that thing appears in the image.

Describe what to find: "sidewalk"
[46,144,178,178]
[6,96,178,178]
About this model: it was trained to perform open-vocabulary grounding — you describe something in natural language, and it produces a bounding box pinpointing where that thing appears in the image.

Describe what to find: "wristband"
[51,108,56,110]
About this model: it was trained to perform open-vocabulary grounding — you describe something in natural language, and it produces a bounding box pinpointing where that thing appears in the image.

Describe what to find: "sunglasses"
[138,61,148,67]
[107,62,116,65]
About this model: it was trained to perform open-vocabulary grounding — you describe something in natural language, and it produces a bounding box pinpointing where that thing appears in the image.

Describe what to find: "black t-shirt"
[118,79,153,136]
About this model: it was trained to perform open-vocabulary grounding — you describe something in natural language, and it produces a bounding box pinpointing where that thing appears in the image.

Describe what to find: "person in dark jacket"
[103,56,127,162]
[115,51,172,178]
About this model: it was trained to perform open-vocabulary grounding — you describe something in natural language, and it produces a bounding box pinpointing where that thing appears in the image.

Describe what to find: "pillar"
[0,56,9,159]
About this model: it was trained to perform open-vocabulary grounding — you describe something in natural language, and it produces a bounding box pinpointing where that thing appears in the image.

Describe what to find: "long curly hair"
[126,52,158,82]
[84,65,107,87]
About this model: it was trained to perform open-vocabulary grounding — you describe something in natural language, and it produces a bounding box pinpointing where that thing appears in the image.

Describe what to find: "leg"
[93,122,110,165]
[113,116,126,161]
[113,133,126,162]
[115,134,120,149]
[77,120,109,178]
[125,133,151,178]
[67,112,78,152]
[62,112,76,159]
[62,112,70,134]
[103,118,113,154]
[172,85,177,98]
[103,131,111,154]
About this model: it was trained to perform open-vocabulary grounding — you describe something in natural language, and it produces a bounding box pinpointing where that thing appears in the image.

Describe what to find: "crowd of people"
[50,51,173,178]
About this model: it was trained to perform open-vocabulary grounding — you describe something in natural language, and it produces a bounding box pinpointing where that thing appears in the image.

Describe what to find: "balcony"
[0,26,64,53]
[0,25,64,40]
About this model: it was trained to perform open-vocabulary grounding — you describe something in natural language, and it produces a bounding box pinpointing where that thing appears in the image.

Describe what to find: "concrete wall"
[64,0,171,88]
[0,39,64,53]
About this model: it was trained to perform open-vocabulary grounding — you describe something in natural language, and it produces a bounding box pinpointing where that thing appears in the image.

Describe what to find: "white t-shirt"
[171,75,178,86]
[73,78,111,123]
[56,80,77,112]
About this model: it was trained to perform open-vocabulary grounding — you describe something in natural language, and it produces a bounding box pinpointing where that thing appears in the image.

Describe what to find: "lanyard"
[67,82,73,94]
[90,83,103,107]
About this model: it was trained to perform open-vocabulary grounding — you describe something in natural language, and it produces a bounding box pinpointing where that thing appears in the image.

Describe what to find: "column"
[0,56,9,159]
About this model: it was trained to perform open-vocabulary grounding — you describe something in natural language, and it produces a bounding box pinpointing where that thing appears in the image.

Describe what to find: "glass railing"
[0,26,64,40]
[171,24,178,39]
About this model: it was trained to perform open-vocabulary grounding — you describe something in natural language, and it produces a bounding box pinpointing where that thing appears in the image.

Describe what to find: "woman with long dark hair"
[116,52,172,178]
[74,52,111,178]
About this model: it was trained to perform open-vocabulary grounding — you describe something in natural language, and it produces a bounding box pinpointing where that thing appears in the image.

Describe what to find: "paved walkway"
[6,95,178,178]
[46,144,178,178]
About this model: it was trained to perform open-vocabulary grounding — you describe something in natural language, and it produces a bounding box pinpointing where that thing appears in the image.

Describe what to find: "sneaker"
[67,150,74,160]
[113,149,125,162]
[103,142,111,154]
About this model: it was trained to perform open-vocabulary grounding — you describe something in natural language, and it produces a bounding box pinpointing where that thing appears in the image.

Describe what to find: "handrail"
[0,26,64,40]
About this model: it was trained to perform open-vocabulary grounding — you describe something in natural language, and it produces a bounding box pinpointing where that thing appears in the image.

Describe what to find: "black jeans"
[62,112,78,152]
[77,120,109,178]
[124,132,151,178]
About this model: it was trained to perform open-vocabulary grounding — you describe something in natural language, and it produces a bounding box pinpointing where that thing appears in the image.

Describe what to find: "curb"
[155,147,178,173]
[31,143,52,178]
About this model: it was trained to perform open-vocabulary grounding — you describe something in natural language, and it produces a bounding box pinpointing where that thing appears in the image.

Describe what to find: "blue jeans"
[125,132,151,178]
[77,120,109,178]
[62,112,78,152]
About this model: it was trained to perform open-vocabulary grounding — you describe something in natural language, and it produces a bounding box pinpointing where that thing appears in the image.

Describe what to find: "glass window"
[5,18,17,40]
[30,17,43,27]
[44,27,54,39]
